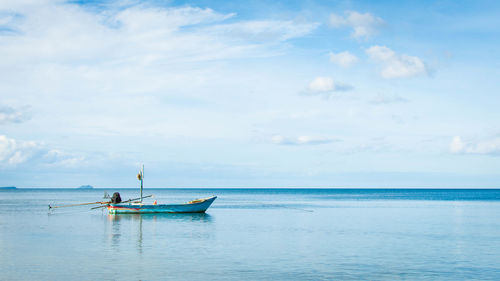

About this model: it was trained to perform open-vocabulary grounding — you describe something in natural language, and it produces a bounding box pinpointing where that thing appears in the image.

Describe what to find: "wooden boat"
[48,165,217,214]
[107,196,217,214]
[107,165,216,214]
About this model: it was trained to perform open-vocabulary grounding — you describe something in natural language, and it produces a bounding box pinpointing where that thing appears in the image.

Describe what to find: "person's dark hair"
[111,192,122,204]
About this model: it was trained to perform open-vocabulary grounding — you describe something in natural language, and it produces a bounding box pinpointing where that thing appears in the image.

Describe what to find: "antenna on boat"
[137,164,144,203]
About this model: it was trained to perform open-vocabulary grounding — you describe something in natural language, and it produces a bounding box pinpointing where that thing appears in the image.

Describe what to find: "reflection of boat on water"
[108,196,217,214]
[108,212,213,222]
[106,211,213,254]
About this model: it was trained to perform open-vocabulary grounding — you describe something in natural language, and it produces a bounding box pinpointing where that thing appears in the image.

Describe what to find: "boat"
[48,165,216,214]
[107,165,216,214]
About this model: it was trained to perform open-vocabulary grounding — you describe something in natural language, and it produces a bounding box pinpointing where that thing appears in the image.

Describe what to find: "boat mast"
[140,164,144,203]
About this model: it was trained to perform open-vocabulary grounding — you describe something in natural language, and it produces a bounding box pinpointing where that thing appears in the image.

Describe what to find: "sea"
[1,188,500,280]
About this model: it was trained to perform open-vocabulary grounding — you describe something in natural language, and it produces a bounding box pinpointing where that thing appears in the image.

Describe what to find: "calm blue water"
[1,188,500,280]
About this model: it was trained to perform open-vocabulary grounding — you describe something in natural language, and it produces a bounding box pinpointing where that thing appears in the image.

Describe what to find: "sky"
[1,0,500,188]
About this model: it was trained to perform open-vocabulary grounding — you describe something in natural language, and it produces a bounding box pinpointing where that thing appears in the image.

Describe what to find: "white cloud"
[301,77,353,98]
[450,136,465,153]
[0,2,318,68]
[272,135,339,145]
[329,11,384,39]
[206,20,319,42]
[0,10,21,34]
[0,105,31,124]
[0,135,84,167]
[309,77,335,92]
[366,45,428,79]
[450,136,500,155]
[43,149,85,167]
[114,6,235,33]
[329,51,358,67]
[0,135,39,166]
[0,1,321,143]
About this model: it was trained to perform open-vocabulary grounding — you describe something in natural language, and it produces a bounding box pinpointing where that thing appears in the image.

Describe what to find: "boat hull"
[108,196,217,214]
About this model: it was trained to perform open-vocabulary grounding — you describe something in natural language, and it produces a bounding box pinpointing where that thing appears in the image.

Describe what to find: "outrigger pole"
[49,201,109,209]
[90,195,153,210]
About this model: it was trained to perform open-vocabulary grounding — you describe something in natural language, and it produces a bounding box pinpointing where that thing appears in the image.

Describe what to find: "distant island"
[0,186,17,190]
[77,185,94,189]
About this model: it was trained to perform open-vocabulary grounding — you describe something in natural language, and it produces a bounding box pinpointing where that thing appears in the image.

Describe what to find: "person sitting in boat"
[111,192,122,204]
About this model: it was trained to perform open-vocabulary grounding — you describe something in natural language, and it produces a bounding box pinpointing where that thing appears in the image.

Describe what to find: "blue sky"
[1,0,499,187]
